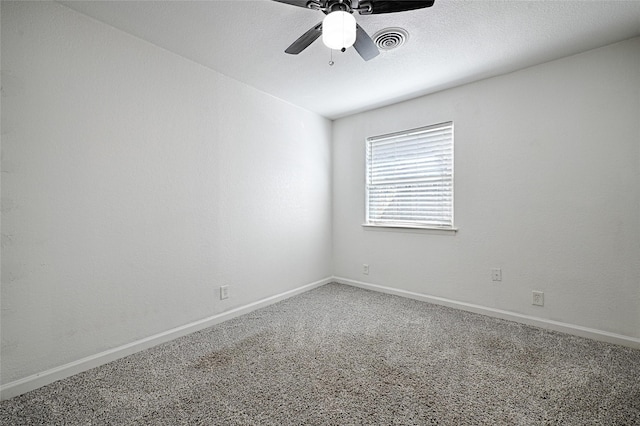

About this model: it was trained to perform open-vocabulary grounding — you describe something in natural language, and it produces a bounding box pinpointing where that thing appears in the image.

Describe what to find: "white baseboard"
[0,277,332,401]
[4,276,637,400]
[334,276,640,350]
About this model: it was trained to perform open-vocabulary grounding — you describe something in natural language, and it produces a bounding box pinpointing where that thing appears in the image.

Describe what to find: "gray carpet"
[1,283,639,425]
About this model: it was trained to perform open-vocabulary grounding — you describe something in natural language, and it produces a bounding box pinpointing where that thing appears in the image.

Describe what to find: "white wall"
[1,1,332,386]
[333,37,640,340]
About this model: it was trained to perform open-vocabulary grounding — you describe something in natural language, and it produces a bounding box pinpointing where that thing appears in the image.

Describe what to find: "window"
[365,122,454,230]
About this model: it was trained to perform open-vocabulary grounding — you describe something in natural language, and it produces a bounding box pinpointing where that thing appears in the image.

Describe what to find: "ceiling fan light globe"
[322,11,356,50]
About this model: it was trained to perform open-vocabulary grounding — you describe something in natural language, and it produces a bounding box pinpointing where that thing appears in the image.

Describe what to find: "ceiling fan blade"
[285,22,323,54]
[353,24,379,61]
[368,0,435,14]
[272,0,316,9]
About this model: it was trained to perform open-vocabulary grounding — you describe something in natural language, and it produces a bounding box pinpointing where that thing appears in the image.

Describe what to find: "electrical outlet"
[532,290,544,306]
[220,285,229,300]
[363,264,369,275]
[491,268,502,282]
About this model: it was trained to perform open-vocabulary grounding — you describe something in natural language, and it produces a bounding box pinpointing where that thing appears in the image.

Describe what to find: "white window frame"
[364,121,456,232]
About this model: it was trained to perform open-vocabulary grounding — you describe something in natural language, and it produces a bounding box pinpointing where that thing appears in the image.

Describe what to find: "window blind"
[366,122,453,228]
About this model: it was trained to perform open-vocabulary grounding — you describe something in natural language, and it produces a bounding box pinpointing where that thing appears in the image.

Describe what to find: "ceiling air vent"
[372,27,409,51]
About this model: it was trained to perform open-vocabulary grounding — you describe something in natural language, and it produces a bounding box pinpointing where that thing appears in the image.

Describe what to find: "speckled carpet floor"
[1,283,639,425]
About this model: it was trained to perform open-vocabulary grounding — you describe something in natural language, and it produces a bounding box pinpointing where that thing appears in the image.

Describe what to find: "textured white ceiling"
[60,0,640,119]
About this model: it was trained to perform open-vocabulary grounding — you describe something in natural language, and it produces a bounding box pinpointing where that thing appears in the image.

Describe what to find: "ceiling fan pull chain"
[329,49,335,66]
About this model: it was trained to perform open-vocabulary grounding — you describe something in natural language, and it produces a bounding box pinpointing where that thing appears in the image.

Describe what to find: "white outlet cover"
[491,268,502,281]
[220,285,229,300]
[532,291,544,306]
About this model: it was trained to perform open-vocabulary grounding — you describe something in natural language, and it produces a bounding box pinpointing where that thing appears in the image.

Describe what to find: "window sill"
[362,224,458,235]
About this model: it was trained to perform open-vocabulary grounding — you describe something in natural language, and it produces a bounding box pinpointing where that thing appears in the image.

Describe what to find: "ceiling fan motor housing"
[328,1,351,12]
[307,0,373,14]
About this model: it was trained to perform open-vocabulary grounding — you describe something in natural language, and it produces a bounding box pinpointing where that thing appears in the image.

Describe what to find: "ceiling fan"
[273,0,435,61]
